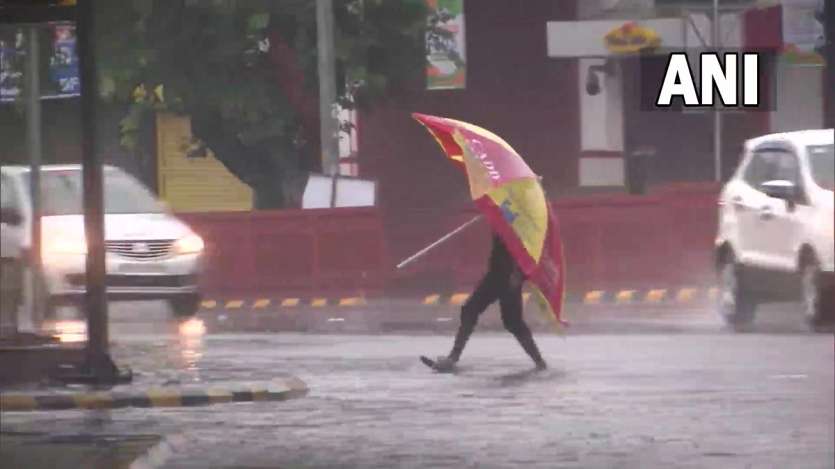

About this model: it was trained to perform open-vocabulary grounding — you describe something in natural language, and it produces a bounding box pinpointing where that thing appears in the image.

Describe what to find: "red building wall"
[358,0,580,216]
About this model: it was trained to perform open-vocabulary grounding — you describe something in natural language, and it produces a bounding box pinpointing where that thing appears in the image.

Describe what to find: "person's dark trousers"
[448,266,545,366]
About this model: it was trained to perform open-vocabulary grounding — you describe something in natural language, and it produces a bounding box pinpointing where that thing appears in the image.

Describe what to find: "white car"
[715,129,834,330]
[0,164,205,318]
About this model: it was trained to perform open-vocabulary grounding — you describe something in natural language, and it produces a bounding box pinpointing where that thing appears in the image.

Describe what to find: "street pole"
[25,26,43,330]
[78,0,115,382]
[712,0,722,182]
[316,0,340,183]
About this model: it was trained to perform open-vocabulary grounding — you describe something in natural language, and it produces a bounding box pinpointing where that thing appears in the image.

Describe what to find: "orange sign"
[604,22,661,54]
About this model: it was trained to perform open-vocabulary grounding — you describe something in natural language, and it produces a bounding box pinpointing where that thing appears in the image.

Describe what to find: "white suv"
[716,129,834,330]
[0,165,205,319]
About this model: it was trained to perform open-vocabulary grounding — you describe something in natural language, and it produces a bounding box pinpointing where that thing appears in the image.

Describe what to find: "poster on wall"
[0,22,80,103]
[425,0,466,90]
[0,28,24,103]
[46,23,80,98]
[781,0,825,65]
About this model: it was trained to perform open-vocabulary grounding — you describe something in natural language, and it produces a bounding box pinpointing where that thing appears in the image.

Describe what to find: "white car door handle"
[759,205,775,220]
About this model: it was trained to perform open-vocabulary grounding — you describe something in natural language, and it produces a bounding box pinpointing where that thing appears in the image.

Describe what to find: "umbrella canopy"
[412,113,567,326]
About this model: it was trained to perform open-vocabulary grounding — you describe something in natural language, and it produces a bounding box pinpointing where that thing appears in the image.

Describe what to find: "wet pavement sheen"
[2,304,833,469]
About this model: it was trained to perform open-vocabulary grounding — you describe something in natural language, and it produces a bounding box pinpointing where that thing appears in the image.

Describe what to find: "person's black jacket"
[488,234,516,276]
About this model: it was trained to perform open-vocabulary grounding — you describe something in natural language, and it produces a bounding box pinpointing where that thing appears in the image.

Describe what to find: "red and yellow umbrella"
[413,113,567,327]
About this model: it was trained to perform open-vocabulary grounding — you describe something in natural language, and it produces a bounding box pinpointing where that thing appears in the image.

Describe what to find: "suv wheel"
[801,257,833,331]
[169,294,202,318]
[718,255,757,330]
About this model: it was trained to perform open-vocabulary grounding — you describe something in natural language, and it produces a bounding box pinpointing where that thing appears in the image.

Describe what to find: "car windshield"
[23,169,165,216]
[808,144,834,190]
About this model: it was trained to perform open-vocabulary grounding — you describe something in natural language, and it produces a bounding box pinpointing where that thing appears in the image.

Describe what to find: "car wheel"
[169,294,201,318]
[801,257,833,331]
[718,256,757,330]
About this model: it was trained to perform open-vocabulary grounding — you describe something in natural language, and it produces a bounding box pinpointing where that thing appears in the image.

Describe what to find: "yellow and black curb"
[0,376,308,412]
[422,287,719,307]
[200,297,367,311]
[197,287,718,312]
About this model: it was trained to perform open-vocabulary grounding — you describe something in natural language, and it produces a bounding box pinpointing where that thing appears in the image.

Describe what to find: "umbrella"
[412,113,567,327]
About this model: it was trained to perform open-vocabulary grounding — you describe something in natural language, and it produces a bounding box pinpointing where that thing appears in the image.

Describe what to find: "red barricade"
[179,183,720,299]
[178,208,388,298]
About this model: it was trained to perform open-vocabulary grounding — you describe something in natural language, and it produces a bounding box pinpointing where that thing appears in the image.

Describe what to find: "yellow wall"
[156,113,253,212]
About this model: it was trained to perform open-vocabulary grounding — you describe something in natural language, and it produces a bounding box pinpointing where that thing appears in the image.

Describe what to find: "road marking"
[145,389,182,407]
[327,317,345,322]
[249,387,270,402]
[339,297,365,307]
[253,299,271,309]
[281,298,300,307]
[226,300,244,309]
[206,389,233,404]
[769,374,808,380]
[615,290,636,304]
[450,293,469,306]
[423,294,441,306]
[0,394,37,411]
[73,392,114,410]
[707,287,719,301]
[645,289,667,303]
[584,290,604,305]
[676,288,697,303]
[436,317,453,322]
[201,300,217,309]
[311,298,328,307]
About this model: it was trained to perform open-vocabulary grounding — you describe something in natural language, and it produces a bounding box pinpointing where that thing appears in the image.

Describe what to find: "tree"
[96,0,431,209]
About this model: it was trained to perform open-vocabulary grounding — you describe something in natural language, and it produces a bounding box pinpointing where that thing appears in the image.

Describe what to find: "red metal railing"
[178,183,720,299]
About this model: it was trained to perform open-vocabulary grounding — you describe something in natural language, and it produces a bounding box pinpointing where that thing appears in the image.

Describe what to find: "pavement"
[1,301,832,468]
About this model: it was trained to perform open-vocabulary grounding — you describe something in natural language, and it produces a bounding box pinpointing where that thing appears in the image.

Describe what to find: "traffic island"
[0,376,309,412]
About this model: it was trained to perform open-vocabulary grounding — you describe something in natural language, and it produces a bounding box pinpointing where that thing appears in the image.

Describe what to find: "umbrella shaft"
[396,215,482,270]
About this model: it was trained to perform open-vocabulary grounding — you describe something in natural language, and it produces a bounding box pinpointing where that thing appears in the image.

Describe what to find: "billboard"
[425,0,466,90]
[0,22,80,103]
[781,0,825,65]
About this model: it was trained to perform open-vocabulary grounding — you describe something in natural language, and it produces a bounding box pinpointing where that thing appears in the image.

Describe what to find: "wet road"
[2,303,834,469]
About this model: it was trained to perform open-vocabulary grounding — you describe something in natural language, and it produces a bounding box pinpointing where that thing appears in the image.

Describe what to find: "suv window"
[743,151,776,187]
[772,152,800,184]
[743,149,801,189]
[808,144,834,190]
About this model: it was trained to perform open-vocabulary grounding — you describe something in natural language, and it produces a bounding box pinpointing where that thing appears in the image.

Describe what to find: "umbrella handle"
[396,215,482,270]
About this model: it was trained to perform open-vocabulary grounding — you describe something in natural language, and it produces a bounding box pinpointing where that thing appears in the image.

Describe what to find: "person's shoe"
[534,359,547,371]
[433,356,457,372]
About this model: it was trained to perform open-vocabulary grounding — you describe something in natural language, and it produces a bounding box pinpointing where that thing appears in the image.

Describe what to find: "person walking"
[427,232,547,372]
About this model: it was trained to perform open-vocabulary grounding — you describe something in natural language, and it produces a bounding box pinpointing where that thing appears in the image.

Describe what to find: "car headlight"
[42,235,87,255]
[174,233,204,255]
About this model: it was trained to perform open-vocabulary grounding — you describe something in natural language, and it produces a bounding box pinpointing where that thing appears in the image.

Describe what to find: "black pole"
[77,0,115,382]
[824,0,834,129]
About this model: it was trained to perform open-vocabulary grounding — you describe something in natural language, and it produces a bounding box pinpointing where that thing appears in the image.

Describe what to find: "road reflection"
[177,318,206,377]
[50,319,87,343]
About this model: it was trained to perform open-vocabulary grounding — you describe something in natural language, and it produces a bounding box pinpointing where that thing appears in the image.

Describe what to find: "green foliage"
[95,0,431,207]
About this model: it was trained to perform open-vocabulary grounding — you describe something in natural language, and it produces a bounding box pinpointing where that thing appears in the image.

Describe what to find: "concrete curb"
[0,376,308,412]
